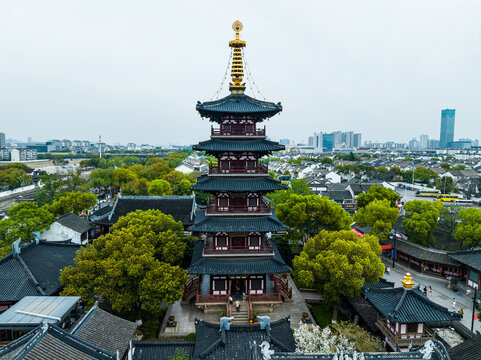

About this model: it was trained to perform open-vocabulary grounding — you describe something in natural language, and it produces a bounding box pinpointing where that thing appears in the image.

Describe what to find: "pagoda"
[182,21,292,318]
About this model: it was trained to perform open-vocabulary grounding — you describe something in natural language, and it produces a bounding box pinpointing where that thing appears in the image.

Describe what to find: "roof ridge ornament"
[401,272,415,289]
[229,20,246,94]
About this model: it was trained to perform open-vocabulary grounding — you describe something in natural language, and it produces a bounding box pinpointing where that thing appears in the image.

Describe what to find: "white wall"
[41,222,86,245]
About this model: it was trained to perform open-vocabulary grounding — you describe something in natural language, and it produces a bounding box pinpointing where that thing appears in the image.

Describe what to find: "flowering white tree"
[293,322,353,353]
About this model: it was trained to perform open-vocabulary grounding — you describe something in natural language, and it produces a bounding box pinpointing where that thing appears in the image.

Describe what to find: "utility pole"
[99,135,102,159]
[472,287,478,332]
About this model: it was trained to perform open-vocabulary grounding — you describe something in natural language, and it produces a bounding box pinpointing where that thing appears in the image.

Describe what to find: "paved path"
[381,257,481,333]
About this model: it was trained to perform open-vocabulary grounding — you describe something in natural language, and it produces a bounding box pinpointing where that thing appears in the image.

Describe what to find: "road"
[381,257,481,333]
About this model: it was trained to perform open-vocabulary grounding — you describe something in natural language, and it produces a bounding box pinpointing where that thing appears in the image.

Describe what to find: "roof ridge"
[16,254,46,296]
[71,303,99,335]
[47,323,115,359]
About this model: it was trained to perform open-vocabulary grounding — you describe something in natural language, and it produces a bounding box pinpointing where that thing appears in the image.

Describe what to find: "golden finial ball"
[232,20,243,33]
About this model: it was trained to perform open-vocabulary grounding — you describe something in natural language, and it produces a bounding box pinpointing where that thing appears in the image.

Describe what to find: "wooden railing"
[250,293,282,302]
[273,275,292,300]
[376,317,435,348]
[196,293,229,304]
[209,164,268,175]
[203,243,274,255]
[206,200,271,215]
[227,290,231,317]
[211,126,266,137]
[248,294,253,321]
[182,276,200,301]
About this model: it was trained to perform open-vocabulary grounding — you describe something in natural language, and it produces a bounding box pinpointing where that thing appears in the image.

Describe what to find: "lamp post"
[471,287,479,332]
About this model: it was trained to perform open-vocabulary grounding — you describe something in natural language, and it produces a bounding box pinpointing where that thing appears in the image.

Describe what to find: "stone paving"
[160,275,312,336]
[381,256,481,333]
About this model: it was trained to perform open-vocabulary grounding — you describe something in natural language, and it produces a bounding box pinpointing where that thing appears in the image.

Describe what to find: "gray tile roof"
[192,139,285,153]
[0,242,80,302]
[448,334,481,360]
[187,240,290,275]
[193,317,295,359]
[0,323,115,360]
[196,94,282,120]
[189,210,288,233]
[94,195,196,227]
[383,237,460,266]
[19,242,80,296]
[71,305,137,356]
[192,176,287,192]
[132,340,195,360]
[56,213,94,233]
[448,250,481,272]
[364,286,462,323]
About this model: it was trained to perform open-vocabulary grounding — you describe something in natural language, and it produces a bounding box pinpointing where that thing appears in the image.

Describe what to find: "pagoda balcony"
[211,125,266,137]
[209,163,268,176]
[376,316,435,349]
[203,243,274,256]
[205,200,271,216]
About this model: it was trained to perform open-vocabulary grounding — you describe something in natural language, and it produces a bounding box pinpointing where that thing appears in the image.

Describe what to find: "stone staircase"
[230,301,249,324]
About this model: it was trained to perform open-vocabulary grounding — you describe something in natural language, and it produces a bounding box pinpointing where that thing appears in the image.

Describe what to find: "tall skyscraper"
[0,132,5,148]
[322,133,334,152]
[353,133,362,148]
[419,134,428,148]
[313,132,323,153]
[308,136,314,146]
[440,109,455,148]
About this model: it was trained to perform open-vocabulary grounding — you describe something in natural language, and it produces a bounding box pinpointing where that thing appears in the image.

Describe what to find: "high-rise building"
[419,134,429,148]
[313,132,323,153]
[0,132,5,148]
[341,131,354,148]
[353,133,362,148]
[307,136,314,146]
[428,139,440,149]
[408,138,420,148]
[331,131,342,149]
[323,133,334,152]
[440,109,455,148]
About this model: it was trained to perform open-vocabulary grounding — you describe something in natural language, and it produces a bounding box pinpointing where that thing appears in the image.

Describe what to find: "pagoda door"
[231,160,244,172]
[231,196,245,211]
[231,236,246,249]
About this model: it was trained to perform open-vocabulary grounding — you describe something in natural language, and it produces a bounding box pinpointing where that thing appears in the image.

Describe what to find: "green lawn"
[310,304,348,328]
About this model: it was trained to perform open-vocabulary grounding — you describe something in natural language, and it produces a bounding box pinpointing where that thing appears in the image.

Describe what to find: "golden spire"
[229,20,246,94]
[401,273,415,289]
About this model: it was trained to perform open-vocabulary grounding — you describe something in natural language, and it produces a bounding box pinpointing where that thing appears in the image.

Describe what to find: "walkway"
[160,275,311,336]
[382,256,481,333]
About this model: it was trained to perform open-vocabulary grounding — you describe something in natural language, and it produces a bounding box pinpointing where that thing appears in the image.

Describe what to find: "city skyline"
[1,1,481,145]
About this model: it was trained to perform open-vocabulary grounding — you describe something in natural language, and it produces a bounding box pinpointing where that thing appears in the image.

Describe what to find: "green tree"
[173,179,193,196]
[414,167,438,184]
[44,191,98,217]
[451,165,467,171]
[356,185,399,208]
[113,168,137,187]
[403,200,443,246]
[60,210,188,320]
[436,176,455,194]
[149,179,172,196]
[331,322,384,352]
[353,199,399,240]
[276,195,352,242]
[34,174,66,206]
[122,178,149,196]
[453,208,481,247]
[0,202,54,243]
[293,230,384,318]
[89,168,115,189]
[290,179,312,195]
[65,168,90,192]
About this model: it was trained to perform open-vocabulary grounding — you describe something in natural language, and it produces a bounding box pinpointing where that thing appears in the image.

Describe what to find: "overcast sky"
[1,1,480,146]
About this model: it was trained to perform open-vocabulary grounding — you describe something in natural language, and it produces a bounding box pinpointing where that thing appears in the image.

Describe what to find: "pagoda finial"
[229,20,246,94]
[401,273,415,289]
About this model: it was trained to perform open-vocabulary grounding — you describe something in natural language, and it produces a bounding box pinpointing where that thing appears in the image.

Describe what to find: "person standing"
[429,286,432,296]
[386,266,390,275]
[452,298,456,309]
[235,300,240,312]
[423,287,427,296]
